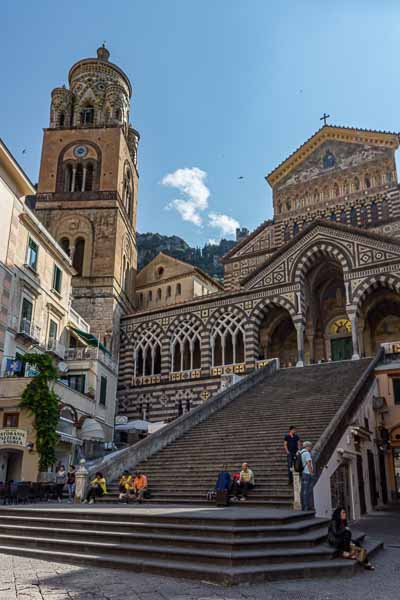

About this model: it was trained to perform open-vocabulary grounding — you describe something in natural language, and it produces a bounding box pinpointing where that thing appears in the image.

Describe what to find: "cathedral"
[31,47,400,424]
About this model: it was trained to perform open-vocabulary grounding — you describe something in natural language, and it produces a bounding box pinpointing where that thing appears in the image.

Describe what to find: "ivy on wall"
[20,353,60,472]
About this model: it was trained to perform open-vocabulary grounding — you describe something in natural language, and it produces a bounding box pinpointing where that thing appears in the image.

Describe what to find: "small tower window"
[148,290,153,302]
[157,288,162,301]
[80,106,94,125]
[85,163,94,191]
[360,206,368,227]
[340,209,347,224]
[350,207,357,226]
[176,283,182,296]
[364,175,371,189]
[59,112,65,127]
[60,237,70,256]
[115,108,122,121]
[73,238,85,275]
[167,285,172,298]
[370,201,378,225]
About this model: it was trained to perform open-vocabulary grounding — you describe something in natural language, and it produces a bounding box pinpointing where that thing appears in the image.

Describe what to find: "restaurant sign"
[0,428,27,447]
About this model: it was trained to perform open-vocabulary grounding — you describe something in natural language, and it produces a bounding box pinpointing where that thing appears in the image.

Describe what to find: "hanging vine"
[20,353,60,471]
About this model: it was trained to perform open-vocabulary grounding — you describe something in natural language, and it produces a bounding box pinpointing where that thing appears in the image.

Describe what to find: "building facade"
[0,139,118,482]
[118,125,400,425]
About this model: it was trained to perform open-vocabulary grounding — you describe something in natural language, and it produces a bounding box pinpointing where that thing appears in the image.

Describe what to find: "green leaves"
[20,353,60,472]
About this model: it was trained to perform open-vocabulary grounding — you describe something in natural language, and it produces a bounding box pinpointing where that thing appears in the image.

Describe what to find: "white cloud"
[208,212,240,237]
[207,238,219,246]
[162,167,209,226]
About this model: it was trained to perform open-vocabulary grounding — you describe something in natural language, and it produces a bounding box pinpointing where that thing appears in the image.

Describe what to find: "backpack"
[294,450,305,473]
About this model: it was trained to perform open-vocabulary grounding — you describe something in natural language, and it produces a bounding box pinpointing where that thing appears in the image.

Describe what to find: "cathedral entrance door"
[331,337,352,361]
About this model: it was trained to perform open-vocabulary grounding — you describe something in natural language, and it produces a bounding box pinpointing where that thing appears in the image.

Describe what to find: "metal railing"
[68,307,90,333]
[18,318,41,342]
[65,346,117,372]
[46,338,66,359]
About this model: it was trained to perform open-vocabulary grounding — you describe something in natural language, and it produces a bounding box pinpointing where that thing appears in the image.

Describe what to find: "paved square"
[0,509,399,600]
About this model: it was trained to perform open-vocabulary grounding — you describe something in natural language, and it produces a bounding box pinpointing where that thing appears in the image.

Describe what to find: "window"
[66,374,86,394]
[340,209,347,224]
[365,175,371,189]
[393,379,400,405]
[52,265,62,293]
[99,376,107,406]
[330,212,337,222]
[176,283,182,296]
[115,108,122,121]
[85,163,94,191]
[73,238,85,275]
[167,286,172,298]
[80,106,94,125]
[27,238,38,271]
[59,112,65,127]
[60,238,70,256]
[370,201,378,225]
[3,413,19,428]
[20,298,33,333]
[148,290,153,302]
[48,319,58,348]
[360,206,368,227]
[353,177,360,191]
[350,207,357,226]
[75,163,83,192]
[293,223,299,236]
[157,288,162,301]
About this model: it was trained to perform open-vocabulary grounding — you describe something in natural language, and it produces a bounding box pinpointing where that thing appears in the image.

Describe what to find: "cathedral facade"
[119,124,400,423]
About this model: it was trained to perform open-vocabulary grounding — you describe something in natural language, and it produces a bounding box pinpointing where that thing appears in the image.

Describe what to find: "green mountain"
[137,232,237,280]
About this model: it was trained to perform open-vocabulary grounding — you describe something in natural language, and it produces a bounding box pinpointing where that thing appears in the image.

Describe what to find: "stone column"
[292,471,301,510]
[295,321,305,367]
[81,166,87,192]
[349,311,360,360]
[71,167,77,192]
[75,459,89,503]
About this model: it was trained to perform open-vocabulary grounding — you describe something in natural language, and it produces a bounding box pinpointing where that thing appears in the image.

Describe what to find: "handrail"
[312,349,383,480]
[88,359,279,479]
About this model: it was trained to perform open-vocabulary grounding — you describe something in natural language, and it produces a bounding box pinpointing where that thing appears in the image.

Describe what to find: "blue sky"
[2,1,400,246]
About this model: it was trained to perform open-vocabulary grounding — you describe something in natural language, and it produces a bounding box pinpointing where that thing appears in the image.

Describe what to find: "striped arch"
[352,274,400,314]
[293,240,353,286]
[251,296,297,327]
[206,305,247,332]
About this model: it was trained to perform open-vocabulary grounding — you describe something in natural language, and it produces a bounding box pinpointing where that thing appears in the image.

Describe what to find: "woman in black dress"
[328,507,374,570]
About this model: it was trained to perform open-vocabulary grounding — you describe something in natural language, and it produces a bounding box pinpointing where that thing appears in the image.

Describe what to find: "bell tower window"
[59,112,65,127]
[60,238,70,256]
[73,238,85,275]
[80,106,94,125]
[85,163,94,191]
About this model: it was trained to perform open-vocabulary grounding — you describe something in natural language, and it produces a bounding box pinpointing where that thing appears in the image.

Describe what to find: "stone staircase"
[0,505,383,583]
[102,359,373,506]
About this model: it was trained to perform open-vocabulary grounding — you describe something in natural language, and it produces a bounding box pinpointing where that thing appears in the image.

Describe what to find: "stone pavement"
[0,508,399,600]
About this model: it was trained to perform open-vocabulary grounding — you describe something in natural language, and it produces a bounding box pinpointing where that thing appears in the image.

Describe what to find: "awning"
[70,327,112,356]
[57,431,83,446]
[80,418,106,441]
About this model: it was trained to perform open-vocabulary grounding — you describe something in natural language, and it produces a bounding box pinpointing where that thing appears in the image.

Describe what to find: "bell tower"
[34,45,140,356]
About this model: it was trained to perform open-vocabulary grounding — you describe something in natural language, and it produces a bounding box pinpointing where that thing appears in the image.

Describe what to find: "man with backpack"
[284,426,300,484]
[299,440,314,511]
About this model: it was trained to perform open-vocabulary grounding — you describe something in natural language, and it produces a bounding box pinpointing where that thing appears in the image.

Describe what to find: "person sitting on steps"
[83,472,107,504]
[131,471,148,503]
[214,464,231,506]
[328,507,375,570]
[234,462,255,502]
[118,470,132,501]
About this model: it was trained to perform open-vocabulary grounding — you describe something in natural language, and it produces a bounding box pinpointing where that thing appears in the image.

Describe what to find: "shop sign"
[0,428,27,447]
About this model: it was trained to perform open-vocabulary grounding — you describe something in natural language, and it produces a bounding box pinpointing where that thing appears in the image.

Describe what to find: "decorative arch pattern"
[293,241,352,286]
[352,275,400,313]
[209,308,246,366]
[169,315,203,372]
[132,322,163,378]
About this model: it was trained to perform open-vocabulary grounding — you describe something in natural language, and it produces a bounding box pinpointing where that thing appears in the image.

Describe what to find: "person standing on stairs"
[55,465,67,503]
[284,426,300,485]
[300,441,315,511]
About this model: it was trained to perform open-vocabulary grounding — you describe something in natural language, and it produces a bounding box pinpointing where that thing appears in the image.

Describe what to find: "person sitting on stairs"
[118,470,132,501]
[328,507,375,570]
[214,465,231,506]
[83,472,107,504]
[234,463,255,502]
[131,471,148,503]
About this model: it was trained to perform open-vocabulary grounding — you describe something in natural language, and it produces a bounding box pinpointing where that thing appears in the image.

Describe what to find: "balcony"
[65,346,117,373]
[46,338,66,360]
[17,319,41,344]
[69,307,90,333]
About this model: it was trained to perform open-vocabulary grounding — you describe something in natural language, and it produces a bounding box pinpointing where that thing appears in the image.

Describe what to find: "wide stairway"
[0,505,382,584]
[104,359,372,506]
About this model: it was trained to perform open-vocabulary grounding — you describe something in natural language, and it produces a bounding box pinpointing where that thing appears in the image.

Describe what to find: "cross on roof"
[320,113,330,126]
